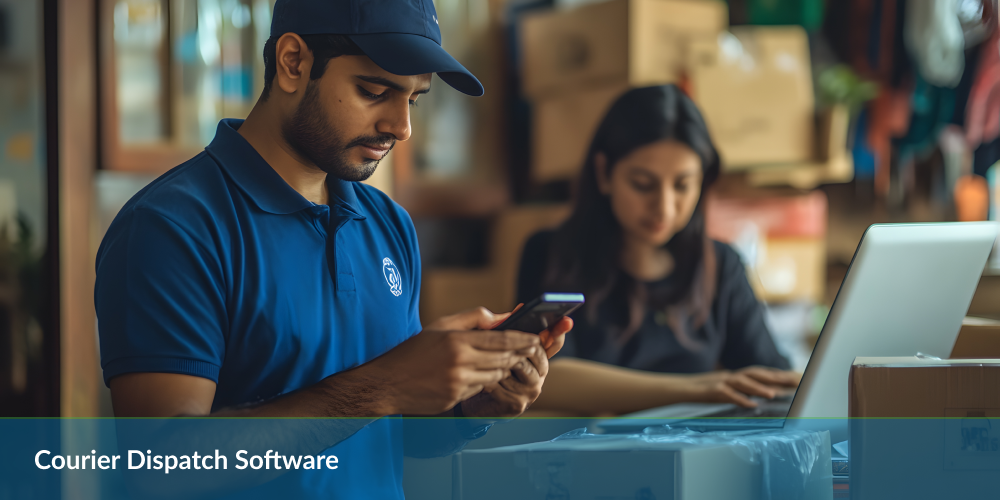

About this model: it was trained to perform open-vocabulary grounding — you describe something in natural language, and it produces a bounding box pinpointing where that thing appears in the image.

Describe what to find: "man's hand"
[460,305,573,419]
[364,307,543,416]
[684,366,801,408]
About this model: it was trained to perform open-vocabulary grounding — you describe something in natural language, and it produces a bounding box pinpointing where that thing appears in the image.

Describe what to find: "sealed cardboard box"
[950,316,1000,358]
[530,24,829,185]
[455,430,832,500]
[688,26,815,168]
[533,101,851,186]
[532,83,628,182]
[745,105,855,189]
[849,357,1000,499]
[519,0,727,99]
[849,357,1000,418]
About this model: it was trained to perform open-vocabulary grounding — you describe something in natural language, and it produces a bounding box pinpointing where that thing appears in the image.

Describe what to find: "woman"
[518,85,800,416]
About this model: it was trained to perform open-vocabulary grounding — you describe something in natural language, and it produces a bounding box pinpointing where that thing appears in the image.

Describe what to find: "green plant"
[817,64,879,111]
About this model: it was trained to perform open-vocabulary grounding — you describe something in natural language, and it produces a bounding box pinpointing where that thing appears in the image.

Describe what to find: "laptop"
[597,222,998,443]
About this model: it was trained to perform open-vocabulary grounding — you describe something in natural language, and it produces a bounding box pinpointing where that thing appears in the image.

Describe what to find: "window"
[101,0,273,171]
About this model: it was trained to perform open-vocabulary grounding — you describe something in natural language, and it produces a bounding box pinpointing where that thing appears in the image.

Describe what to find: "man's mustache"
[346,135,397,153]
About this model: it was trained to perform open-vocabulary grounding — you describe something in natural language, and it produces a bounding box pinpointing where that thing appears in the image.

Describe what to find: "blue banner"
[1,417,998,499]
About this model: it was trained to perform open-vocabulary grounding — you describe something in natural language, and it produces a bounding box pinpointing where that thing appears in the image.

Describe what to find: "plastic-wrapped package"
[455,427,832,500]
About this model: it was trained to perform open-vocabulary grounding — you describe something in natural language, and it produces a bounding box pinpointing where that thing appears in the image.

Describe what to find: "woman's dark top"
[517,231,790,373]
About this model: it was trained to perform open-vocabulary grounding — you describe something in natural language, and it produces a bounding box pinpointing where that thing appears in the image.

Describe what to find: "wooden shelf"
[395,179,510,218]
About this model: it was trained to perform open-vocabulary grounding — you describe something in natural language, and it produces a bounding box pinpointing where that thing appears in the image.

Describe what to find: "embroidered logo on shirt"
[383,257,402,297]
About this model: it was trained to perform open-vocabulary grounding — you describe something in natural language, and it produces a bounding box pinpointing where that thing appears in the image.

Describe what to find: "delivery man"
[94,0,572,497]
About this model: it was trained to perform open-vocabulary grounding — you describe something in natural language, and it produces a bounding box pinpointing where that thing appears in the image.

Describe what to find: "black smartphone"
[491,293,585,334]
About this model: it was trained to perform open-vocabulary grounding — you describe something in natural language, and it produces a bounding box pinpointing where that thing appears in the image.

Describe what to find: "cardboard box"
[455,431,832,500]
[705,191,827,303]
[706,190,828,241]
[849,357,1000,417]
[519,0,727,99]
[533,101,852,186]
[750,237,826,303]
[744,105,855,189]
[688,26,815,168]
[951,317,1000,358]
[849,357,1000,498]
[968,274,1000,317]
[532,83,629,183]
[529,25,841,187]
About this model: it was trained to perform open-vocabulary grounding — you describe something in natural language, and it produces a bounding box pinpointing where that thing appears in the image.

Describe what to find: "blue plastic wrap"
[551,427,830,500]
[456,425,832,500]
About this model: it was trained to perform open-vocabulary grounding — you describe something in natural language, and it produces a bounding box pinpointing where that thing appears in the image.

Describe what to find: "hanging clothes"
[867,86,913,194]
[975,137,1000,177]
[965,28,1000,150]
[853,109,878,179]
[957,0,997,48]
[822,0,877,78]
[960,2,1000,178]
[945,27,997,176]
[865,0,915,195]
[894,76,958,161]
[905,0,967,88]
[739,0,826,31]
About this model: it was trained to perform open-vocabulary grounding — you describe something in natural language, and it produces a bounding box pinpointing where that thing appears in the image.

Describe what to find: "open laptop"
[597,222,998,443]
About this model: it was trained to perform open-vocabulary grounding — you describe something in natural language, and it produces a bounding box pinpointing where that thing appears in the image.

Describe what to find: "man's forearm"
[212,364,393,418]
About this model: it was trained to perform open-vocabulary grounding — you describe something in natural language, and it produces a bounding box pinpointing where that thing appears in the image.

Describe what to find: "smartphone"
[491,293,585,334]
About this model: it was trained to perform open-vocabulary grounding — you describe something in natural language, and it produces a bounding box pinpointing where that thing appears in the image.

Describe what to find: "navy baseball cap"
[270,0,484,96]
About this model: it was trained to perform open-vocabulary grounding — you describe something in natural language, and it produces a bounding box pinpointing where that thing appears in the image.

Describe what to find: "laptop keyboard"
[704,405,789,418]
[702,394,793,418]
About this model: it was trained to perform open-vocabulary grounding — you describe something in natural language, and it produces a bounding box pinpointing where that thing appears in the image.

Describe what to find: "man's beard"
[281,82,396,182]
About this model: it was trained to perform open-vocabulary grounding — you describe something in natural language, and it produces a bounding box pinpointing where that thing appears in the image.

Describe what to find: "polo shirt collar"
[206,119,366,219]
[328,177,366,220]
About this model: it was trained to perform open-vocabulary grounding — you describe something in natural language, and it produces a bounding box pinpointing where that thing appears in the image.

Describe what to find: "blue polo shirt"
[95,119,425,498]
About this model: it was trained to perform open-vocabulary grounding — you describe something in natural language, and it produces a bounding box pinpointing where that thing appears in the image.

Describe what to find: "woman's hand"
[684,366,801,408]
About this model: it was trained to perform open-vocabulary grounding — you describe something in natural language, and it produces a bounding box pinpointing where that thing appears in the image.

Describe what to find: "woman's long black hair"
[541,85,721,346]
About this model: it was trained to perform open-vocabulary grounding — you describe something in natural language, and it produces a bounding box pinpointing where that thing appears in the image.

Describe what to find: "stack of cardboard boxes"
[520,0,851,187]
[521,0,728,182]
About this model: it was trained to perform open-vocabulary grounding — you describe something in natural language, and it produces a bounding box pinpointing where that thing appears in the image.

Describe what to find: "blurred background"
[2,0,1000,418]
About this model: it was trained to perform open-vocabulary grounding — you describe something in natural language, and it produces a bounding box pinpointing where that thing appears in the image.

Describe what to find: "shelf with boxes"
[520,0,853,189]
[422,0,858,323]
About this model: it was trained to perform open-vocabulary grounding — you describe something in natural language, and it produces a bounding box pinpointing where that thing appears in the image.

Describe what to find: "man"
[94,0,572,497]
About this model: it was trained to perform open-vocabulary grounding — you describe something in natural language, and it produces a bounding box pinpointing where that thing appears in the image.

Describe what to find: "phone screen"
[491,293,584,334]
